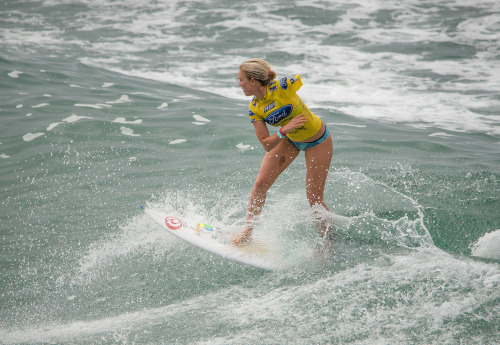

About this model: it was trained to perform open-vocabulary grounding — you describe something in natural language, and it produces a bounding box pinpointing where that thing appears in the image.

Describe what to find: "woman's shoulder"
[273,75,303,94]
[281,75,302,88]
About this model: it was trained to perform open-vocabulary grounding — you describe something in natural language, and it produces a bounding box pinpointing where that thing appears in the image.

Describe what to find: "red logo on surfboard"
[165,216,183,230]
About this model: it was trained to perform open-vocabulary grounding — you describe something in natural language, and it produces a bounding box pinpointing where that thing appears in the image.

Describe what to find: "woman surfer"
[232,58,334,246]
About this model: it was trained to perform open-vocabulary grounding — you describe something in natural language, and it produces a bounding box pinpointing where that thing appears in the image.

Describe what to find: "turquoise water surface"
[1,0,499,344]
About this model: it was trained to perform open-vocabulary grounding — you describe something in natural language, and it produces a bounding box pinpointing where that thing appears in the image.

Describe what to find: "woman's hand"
[282,113,307,134]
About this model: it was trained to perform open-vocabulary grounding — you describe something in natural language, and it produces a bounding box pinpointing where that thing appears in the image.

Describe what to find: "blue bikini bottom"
[289,126,330,151]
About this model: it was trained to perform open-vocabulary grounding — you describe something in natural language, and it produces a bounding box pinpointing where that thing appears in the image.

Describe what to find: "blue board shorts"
[289,126,330,151]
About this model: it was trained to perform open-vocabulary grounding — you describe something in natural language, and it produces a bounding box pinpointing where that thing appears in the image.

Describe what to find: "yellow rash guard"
[248,75,322,142]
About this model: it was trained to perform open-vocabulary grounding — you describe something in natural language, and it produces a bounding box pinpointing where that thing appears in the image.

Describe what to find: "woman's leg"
[304,134,333,239]
[233,139,300,244]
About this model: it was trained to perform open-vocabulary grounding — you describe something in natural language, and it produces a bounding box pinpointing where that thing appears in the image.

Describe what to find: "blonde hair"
[239,58,277,85]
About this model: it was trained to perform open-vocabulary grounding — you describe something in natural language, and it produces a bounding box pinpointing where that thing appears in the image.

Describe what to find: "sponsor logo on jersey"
[264,101,275,113]
[280,77,288,90]
[265,104,293,125]
[249,109,257,122]
[290,76,297,84]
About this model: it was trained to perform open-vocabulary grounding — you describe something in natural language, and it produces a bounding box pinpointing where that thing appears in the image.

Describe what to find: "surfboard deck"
[141,206,286,270]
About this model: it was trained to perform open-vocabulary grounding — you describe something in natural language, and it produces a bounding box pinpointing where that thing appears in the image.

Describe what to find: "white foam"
[32,103,50,108]
[91,0,496,136]
[74,213,176,281]
[0,292,206,344]
[3,248,498,344]
[429,132,455,138]
[46,115,91,130]
[457,14,500,41]
[193,114,210,123]
[471,229,500,260]
[169,139,187,145]
[8,70,22,78]
[75,103,111,109]
[23,132,45,142]
[119,126,140,137]
[6,0,498,137]
[236,143,254,151]
[47,122,61,131]
[2,186,497,344]
[106,95,132,104]
[16,104,23,109]
[1,153,10,159]
[157,102,168,110]
[112,117,143,124]
[63,114,93,123]
[192,122,207,126]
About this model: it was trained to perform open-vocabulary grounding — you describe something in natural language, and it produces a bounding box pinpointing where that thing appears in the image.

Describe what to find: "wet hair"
[239,58,277,86]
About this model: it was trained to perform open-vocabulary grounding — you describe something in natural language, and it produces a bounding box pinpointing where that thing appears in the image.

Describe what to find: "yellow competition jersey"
[248,75,322,142]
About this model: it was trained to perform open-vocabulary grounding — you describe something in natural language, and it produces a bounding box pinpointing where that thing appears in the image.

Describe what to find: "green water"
[1,0,499,343]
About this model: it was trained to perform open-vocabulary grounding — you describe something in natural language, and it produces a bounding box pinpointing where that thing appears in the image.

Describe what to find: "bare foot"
[231,231,252,246]
[316,229,336,259]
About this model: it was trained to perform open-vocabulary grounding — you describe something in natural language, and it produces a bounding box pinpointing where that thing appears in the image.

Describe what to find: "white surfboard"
[141,206,287,270]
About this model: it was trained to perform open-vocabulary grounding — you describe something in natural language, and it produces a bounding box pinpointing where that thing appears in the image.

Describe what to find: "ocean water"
[1,0,499,344]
